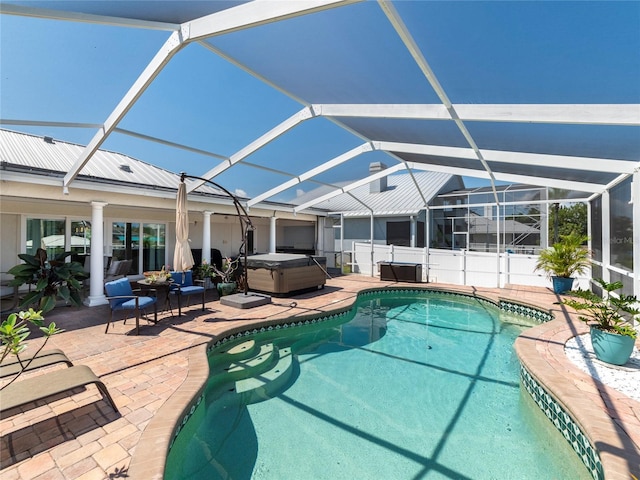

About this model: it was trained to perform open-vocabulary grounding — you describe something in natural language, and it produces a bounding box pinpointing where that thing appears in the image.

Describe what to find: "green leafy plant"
[560,279,638,338]
[7,248,88,313]
[195,259,216,280]
[0,308,64,387]
[535,233,591,279]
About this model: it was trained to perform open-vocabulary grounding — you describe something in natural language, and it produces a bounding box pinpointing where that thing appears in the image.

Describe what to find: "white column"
[316,217,324,256]
[269,215,277,254]
[202,211,212,264]
[85,201,109,307]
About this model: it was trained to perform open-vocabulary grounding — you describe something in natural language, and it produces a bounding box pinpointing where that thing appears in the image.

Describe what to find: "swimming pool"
[166,290,590,479]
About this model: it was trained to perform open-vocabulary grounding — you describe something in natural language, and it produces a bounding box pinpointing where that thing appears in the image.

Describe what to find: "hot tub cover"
[241,254,326,270]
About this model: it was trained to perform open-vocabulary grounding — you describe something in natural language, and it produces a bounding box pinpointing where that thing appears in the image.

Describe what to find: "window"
[386,221,425,247]
[26,218,65,256]
[112,222,166,274]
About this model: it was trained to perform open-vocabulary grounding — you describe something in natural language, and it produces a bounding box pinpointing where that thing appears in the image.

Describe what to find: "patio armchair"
[169,270,205,316]
[104,277,157,335]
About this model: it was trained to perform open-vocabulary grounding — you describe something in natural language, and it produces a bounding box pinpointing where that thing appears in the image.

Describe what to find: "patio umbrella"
[173,180,194,272]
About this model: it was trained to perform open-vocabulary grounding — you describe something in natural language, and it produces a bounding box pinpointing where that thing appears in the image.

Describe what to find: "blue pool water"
[166,291,590,479]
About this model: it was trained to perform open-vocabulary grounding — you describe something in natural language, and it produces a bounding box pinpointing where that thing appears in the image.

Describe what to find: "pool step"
[235,346,293,405]
[224,343,277,381]
[209,339,259,371]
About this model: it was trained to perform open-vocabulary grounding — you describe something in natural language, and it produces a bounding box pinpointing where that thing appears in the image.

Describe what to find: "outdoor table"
[137,279,174,316]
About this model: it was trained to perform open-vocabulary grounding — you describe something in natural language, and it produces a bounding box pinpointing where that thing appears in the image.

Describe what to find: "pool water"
[166,292,590,479]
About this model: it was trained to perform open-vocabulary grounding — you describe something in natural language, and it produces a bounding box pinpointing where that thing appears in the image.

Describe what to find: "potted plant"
[194,260,216,289]
[535,233,590,294]
[211,257,239,296]
[8,248,88,313]
[1,309,63,386]
[560,279,638,365]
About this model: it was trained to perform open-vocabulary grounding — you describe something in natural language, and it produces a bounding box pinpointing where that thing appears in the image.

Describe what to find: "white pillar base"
[84,294,109,307]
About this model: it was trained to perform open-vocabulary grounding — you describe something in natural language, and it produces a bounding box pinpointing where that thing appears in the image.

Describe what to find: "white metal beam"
[247,142,373,206]
[375,141,640,175]
[189,107,317,193]
[294,163,406,212]
[0,119,103,129]
[63,30,186,188]
[378,0,500,203]
[406,162,604,193]
[115,128,227,161]
[0,3,179,31]
[313,104,640,126]
[186,0,359,41]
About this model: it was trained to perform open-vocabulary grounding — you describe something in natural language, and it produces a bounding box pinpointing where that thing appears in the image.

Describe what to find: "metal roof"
[295,170,462,216]
[1,1,639,211]
[0,129,183,188]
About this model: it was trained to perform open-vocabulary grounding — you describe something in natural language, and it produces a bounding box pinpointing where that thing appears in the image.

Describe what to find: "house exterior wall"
[1,179,320,281]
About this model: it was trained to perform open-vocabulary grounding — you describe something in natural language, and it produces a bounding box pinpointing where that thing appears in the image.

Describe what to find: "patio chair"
[169,270,205,316]
[104,259,133,282]
[104,277,157,335]
[0,364,119,418]
[1,348,73,379]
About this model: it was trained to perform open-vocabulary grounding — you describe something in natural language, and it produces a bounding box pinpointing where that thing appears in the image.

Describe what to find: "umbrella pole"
[180,173,254,296]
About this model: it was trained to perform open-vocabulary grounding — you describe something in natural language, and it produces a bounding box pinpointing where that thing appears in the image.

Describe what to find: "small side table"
[137,279,174,316]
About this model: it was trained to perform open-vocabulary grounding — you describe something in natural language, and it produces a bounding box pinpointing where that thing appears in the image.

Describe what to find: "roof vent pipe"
[369,162,387,193]
[43,136,55,144]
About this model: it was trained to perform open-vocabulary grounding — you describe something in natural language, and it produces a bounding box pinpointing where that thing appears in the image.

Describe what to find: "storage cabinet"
[379,262,422,283]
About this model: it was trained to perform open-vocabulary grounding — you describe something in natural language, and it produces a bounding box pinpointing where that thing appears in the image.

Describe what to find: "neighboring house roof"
[294,171,463,216]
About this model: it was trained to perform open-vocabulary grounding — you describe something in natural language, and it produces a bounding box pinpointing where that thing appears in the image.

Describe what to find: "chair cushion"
[171,285,204,296]
[170,271,193,287]
[105,277,133,308]
[112,295,157,312]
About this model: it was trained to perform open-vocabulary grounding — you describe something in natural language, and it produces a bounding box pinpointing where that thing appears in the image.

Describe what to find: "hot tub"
[241,254,327,295]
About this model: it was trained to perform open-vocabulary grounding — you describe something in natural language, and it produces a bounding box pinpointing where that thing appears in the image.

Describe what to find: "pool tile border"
[520,365,604,479]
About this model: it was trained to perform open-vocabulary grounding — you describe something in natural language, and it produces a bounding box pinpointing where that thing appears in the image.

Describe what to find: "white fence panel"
[465,252,500,288]
[425,249,464,285]
[504,254,548,288]
[350,242,589,290]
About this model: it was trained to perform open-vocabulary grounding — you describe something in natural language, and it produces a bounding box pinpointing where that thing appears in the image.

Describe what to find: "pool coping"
[128,285,640,479]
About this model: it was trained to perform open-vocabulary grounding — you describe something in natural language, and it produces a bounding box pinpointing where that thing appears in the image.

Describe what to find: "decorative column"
[85,201,109,307]
[269,215,277,254]
[202,211,212,264]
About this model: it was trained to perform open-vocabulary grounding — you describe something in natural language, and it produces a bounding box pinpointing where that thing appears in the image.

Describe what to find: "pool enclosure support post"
[497,203,502,288]
[180,173,253,296]
[410,215,416,248]
[202,211,212,265]
[340,214,345,274]
[85,201,108,307]
[602,190,611,286]
[633,171,640,297]
[425,207,430,282]
[370,212,374,277]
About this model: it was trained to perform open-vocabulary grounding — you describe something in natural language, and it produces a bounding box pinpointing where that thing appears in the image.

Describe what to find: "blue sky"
[1,2,639,200]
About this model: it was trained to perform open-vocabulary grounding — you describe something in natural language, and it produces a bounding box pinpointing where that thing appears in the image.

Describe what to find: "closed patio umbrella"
[173,180,194,272]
